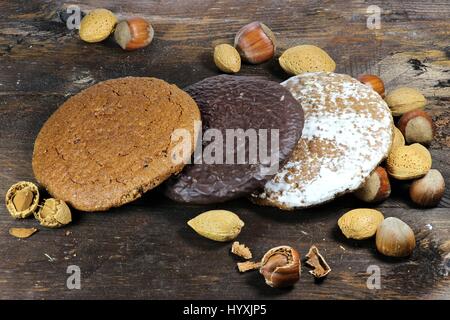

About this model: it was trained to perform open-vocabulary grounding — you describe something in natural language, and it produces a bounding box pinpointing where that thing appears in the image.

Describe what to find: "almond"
[391,127,405,150]
[386,143,432,180]
[213,44,241,73]
[79,8,117,43]
[187,210,244,242]
[338,208,385,240]
[279,45,336,75]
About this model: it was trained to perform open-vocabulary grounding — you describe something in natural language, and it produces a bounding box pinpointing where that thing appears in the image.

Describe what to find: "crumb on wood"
[237,261,261,273]
[231,241,253,259]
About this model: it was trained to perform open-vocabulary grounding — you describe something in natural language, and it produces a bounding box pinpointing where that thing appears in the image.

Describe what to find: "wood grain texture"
[0,0,449,299]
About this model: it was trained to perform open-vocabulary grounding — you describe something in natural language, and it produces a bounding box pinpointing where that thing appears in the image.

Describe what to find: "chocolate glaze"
[164,75,304,204]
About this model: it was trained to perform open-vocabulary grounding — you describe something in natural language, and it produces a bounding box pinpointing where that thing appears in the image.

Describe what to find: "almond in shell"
[386,143,432,180]
[187,210,244,242]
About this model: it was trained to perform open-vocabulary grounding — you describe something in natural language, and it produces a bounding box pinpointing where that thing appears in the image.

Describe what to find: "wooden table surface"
[0,0,449,300]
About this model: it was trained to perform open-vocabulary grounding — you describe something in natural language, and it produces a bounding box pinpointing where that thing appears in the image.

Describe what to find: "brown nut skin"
[376,217,416,257]
[410,169,445,207]
[259,246,300,288]
[354,167,391,203]
[357,74,385,98]
[234,21,275,64]
[114,17,154,51]
[397,110,434,145]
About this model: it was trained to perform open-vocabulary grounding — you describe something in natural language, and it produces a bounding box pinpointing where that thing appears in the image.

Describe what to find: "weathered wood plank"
[0,0,448,299]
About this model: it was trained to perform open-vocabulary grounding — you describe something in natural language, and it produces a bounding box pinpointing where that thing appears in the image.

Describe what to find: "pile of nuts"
[213,21,335,75]
[355,75,445,208]
[338,209,415,257]
[5,181,72,238]
[188,209,331,288]
[78,8,154,51]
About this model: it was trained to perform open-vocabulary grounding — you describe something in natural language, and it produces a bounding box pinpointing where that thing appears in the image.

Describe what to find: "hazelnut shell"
[259,246,300,288]
[376,217,416,257]
[114,17,154,50]
[409,169,445,207]
[357,74,385,97]
[234,21,275,64]
[398,110,434,145]
[355,167,391,203]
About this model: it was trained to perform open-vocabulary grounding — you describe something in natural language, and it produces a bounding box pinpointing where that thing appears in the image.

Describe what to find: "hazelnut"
[354,167,391,203]
[385,87,426,116]
[234,21,276,64]
[259,246,300,288]
[398,110,434,145]
[409,169,445,207]
[114,17,154,51]
[376,217,415,257]
[357,74,385,98]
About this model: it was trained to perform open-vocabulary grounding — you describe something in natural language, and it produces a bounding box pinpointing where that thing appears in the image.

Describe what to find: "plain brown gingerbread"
[32,77,200,211]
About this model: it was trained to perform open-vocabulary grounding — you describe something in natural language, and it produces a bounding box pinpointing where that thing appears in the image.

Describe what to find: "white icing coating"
[254,72,393,209]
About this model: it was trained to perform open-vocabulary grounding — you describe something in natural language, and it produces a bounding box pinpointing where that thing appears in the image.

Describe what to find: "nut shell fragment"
[237,261,261,273]
[9,227,38,239]
[34,198,72,228]
[5,181,40,219]
[231,241,252,259]
[259,245,301,288]
[305,245,331,279]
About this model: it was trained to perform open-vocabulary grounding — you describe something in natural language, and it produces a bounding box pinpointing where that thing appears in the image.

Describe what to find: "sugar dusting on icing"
[255,72,393,209]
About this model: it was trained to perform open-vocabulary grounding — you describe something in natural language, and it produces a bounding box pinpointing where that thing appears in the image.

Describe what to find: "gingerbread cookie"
[252,72,393,209]
[32,77,200,211]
